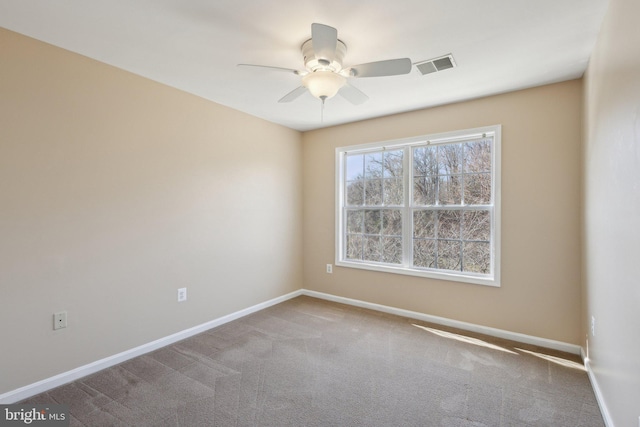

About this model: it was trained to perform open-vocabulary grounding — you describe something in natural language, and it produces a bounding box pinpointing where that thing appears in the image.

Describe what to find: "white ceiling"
[0,0,608,131]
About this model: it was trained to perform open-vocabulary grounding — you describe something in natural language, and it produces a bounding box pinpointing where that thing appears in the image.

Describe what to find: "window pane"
[364,236,382,262]
[463,241,491,273]
[346,154,364,181]
[346,210,364,234]
[413,239,436,268]
[438,210,461,239]
[382,237,402,264]
[465,140,491,173]
[437,240,462,271]
[438,144,463,175]
[413,177,436,205]
[438,175,462,205]
[383,178,403,205]
[382,210,403,236]
[463,210,490,241]
[365,179,383,205]
[413,210,435,238]
[365,152,383,179]
[346,234,363,260]
[383,150,404,178]
[347,180,364,206]
[413,146,437,176]
[364,210,381,235]
[464,173,491,205]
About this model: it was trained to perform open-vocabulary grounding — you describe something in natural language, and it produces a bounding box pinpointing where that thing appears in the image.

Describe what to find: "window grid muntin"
[343,148,405,265]
[412,139,493,208]
[411,207,493,275]
[344,207,404,264]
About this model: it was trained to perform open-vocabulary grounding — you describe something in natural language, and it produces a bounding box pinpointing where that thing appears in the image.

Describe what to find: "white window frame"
[335,125,501,287]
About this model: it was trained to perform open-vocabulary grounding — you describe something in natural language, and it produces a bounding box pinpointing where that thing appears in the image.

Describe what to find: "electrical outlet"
[591,316,596,337]
[177,288,187,302]
[326,264,333,274]
[53,311,67,330]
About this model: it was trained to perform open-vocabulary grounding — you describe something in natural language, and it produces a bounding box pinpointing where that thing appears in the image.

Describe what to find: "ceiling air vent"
[415,54,456,75]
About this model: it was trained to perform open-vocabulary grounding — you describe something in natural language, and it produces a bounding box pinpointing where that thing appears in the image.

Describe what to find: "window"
[336,125,501,286]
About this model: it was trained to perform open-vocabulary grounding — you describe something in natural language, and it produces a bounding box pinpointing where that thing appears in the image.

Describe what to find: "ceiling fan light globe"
[302,71,346,100]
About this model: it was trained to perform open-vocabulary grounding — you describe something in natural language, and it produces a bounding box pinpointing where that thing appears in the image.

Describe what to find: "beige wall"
[583,0,640,424]
[303,80,583,344]
[0,28,302,395]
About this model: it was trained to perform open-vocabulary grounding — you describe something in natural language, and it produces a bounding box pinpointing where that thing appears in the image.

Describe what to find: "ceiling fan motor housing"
[301,38,347,72]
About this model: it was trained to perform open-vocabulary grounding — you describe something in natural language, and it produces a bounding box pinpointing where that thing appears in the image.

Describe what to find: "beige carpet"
[22,296,604,426]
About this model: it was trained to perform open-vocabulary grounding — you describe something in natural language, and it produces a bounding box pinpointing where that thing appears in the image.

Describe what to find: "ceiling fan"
[238,23,412,105]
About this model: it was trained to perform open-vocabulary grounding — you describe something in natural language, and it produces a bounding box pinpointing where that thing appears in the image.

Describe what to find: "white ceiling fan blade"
[338,82,369,105]
[311,23,337,64]
[278,86,308,103]
[348,58,412,77]
[237,64,302,75]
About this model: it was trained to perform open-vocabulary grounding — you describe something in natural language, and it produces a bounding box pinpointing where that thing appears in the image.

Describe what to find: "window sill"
[335,260,500,287]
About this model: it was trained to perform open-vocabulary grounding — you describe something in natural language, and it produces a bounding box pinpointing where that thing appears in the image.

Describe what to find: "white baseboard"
[301,289,582,355]
[583,355,615,427]
[1,288,583,404]
[0,290,303,404]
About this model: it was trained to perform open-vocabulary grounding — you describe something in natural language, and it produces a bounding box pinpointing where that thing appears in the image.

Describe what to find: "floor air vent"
[415,54,456,75]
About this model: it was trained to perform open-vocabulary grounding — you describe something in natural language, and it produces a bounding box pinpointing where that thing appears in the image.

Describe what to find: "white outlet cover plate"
[53,311,67,330]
